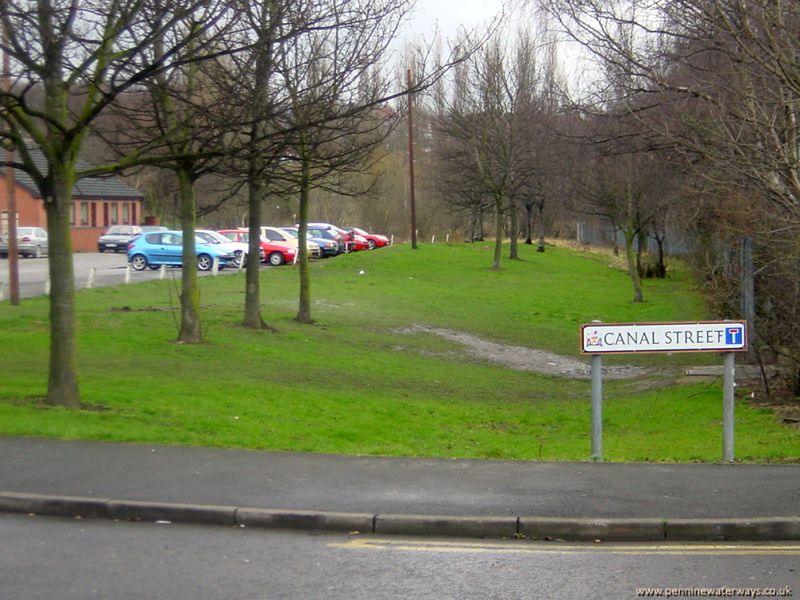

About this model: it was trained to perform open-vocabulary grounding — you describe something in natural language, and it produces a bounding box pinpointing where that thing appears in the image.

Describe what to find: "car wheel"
[368,240,376,250]
[149,265,160,270]
[98,247,105,253]
[233,250,245,268]
[268,251,285,266]
[197,254,213,271]
[130,254,148,271]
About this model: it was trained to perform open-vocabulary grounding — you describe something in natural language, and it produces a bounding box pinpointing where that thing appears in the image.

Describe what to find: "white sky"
[400,0,506,45]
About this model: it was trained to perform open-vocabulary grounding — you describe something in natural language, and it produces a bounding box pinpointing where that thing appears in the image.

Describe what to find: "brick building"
[0,151,145,252]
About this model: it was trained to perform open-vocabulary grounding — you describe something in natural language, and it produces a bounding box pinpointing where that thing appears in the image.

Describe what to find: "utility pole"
[3,25,19,305]
[406,68,417,250]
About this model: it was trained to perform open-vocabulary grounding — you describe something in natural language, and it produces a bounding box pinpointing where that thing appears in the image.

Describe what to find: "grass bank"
[0,242,797,462]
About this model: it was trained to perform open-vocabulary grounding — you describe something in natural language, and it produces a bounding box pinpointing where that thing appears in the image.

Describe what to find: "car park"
[0,226,49,258]
[307,222,356,252]
[196,229,250,268]
[281,227,339,258]
[218,229,296,266]
[127,230,236,271]
[307,227,344,255]
[262,226,322,259]
[98,225,142,253]
[345,226,390,249]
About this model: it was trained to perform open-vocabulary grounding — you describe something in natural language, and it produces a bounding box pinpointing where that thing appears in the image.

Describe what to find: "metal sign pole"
[591,354,603,462]
[723,352,735,462]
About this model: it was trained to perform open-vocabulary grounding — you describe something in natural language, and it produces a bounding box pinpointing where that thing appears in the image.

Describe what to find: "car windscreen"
[196,232,222,244]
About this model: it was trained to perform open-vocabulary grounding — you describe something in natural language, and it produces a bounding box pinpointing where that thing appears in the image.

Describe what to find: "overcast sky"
[400,0,505,44]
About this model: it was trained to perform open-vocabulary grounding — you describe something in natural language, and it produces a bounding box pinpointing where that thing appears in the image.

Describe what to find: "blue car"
[127,230,236,271]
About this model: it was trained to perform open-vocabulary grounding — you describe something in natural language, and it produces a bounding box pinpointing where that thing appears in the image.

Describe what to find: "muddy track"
[394,325,651,380]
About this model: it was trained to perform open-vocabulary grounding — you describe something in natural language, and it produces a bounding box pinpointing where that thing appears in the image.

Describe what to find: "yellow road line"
[329,538,800,556]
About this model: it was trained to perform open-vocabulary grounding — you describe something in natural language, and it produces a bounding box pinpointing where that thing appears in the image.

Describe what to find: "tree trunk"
[537,202,546,253]
[524,201,533,245]
[295,150,313,324]
[655,234,667,278]
[44,167,81,408]
[636,229,646,278]
[177,168,202,343]
[492,194,503,271]
[508,195,519,260]
[623,225,644,303]
[244,142,269,329]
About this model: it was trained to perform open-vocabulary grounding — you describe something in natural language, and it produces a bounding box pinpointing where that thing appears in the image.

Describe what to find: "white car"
[196,229,251,268]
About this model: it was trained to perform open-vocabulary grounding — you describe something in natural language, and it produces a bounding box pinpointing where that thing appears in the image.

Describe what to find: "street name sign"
[580,319,748,463]
[581,321,748,355]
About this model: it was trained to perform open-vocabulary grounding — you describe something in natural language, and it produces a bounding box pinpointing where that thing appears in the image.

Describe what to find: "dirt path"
[395,325,650,380]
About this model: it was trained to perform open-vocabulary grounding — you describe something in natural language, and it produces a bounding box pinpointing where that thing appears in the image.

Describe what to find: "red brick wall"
[0,183,142,253]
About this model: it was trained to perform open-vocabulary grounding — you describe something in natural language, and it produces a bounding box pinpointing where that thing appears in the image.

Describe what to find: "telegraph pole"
[406,68,417,250]
[3,25,19,305]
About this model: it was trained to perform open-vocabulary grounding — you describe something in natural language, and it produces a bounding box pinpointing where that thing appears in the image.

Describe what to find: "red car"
[218,229,297,266]
[345,227,390,249]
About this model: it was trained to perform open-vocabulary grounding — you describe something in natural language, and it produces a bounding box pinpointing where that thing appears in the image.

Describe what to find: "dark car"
[306,227,343,256]
[98,225,142,253]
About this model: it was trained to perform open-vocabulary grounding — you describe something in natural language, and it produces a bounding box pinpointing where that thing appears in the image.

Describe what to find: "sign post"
[723,352,735,462]
[591,353,603,461]
[581,321,748,462]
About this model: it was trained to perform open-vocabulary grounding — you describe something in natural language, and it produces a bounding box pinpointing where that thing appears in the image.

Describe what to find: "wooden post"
[407,68,417,250]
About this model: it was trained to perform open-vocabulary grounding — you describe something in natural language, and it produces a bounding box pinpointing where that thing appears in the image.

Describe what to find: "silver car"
[0,226,49,258]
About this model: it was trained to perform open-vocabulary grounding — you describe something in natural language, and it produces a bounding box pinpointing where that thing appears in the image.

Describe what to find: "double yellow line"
[330,538,800,556]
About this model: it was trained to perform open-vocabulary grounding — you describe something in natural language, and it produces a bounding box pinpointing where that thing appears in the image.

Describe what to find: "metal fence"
[575,222,692,256]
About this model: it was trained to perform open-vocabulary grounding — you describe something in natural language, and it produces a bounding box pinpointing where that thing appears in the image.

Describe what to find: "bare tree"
[434,27,545,270]
[274,0,411,324]
[0,0,234,406]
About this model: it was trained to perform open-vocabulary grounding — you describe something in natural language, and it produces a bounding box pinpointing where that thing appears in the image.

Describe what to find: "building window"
[80,203,89,226]
[111,203,118,225]
[122,203,130,224]
[69,204,75,226]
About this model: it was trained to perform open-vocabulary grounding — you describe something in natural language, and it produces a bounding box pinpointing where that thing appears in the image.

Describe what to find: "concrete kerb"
[1,492,798,541]
[236,507,374,533]
[374,514,518,539]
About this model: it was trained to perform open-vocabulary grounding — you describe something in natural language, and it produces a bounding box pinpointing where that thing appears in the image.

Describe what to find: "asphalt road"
[0,252,245,300]
[1,513,797,600]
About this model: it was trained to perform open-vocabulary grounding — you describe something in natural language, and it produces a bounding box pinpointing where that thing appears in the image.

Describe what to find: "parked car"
[195,229,250,268]
[281,226,339,258]
[127,230,235,271]
[345,226,390,249]
[98,225,142,253]
[305,222,371,251]
[262,226,322,259]
[0,226,49,258]
[307,227,344,255]
[218,229,296,266]
[348,232,371,252]
[307,222,354,252]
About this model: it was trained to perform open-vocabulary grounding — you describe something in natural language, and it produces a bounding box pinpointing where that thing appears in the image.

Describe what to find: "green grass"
[0,242,797,463]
